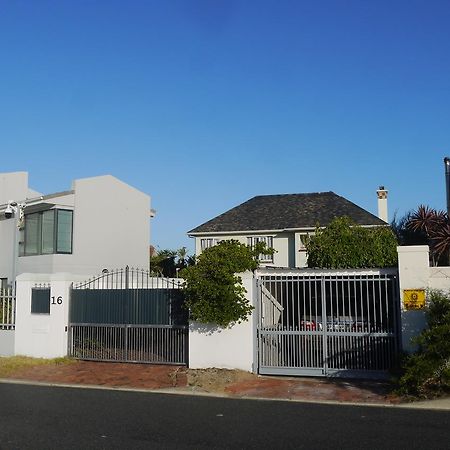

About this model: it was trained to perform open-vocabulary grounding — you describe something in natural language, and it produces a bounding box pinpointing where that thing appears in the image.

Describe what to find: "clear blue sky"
[1,0,450,254]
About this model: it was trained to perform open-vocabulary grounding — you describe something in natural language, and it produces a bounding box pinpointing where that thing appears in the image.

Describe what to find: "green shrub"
[181,240,272,327]
[305,216,398,269]
[397,290,450,398]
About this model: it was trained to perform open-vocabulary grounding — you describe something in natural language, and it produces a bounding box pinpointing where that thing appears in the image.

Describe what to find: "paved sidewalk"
[1,360,404,405]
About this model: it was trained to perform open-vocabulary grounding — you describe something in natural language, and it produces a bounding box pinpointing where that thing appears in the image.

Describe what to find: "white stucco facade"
[192,230,306,269]
[396,245,450,353]
[0,172,38,284]
[0,172,152,284]
[13,273,78,358]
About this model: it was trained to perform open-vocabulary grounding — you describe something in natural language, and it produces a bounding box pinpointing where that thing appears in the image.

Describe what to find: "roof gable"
[188,192,386,234]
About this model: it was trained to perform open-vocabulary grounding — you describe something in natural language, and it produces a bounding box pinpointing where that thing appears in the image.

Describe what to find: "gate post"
[67,282,73,357]
[320,276,328,376]
[15,273,74,358]
[253,277,260,374]
[397,246,429,353]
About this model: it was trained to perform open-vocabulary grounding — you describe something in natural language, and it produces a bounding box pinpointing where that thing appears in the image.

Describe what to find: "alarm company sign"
[403,289,426,310]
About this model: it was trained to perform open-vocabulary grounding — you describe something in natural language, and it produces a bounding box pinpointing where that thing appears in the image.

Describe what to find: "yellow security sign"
[403,289,426,310]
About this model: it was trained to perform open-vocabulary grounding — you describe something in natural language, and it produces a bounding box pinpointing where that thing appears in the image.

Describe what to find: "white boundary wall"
[397,245,450,353]
[11,248,448,366]
[188,273,256,372]
[0,330,15,356]
[14,272,89,358]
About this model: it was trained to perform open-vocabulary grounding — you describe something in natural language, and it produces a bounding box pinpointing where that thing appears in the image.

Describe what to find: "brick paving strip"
[2,360,401,405]
[4,361,187,390]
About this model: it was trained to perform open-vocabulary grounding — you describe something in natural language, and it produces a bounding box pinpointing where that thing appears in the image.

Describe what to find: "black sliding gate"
[68,267,188,365]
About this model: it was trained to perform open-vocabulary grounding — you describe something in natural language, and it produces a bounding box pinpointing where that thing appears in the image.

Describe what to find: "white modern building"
[0,171,153,286]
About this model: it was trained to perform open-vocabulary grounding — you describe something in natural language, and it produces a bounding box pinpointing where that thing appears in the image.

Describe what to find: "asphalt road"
[0,382,449,450]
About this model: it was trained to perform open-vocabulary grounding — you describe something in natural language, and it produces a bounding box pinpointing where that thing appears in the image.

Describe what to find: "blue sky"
[1,0,450,254]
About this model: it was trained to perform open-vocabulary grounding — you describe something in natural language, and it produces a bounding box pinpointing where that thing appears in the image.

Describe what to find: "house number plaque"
[51,296,63,305]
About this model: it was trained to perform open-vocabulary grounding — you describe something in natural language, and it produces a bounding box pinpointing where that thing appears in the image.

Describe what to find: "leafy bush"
[305,216,398,269]
[181,240,272,327]
[397,290,450,398]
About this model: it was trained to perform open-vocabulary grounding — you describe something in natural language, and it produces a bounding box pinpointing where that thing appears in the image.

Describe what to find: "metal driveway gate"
[68,267,188,365]
[257,270,400,378]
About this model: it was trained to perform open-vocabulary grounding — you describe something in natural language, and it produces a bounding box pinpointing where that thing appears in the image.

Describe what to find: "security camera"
[4,201,17,219]
[4,205,14,219]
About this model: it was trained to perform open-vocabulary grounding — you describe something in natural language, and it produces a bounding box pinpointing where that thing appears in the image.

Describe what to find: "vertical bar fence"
[0,288,16,330]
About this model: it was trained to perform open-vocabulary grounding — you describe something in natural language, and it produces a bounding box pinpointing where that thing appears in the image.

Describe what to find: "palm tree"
[406,205,450,266]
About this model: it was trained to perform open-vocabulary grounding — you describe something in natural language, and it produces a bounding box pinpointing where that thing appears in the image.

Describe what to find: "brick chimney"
[377,186,388,222]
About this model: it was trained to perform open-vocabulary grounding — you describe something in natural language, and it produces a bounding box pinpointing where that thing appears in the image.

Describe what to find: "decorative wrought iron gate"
[68,267,188,365]
[257,270,400,378]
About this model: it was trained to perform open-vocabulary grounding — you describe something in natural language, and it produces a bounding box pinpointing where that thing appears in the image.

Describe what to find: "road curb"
[2,377,441,410]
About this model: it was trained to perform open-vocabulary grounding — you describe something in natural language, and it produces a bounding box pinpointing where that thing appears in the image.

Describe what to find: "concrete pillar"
[397,246,430,353]
[14,273,75,358]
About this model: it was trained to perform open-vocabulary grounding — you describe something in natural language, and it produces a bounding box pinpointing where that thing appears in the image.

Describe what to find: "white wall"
[397,246,429,353]
[271,232,291,268]
[429,266,450,291]
[188,274,256,372]
[0,330,15,356]
[14,273,88,358]
[0,172,30,205]
[0,220,16,285]
[0,172,33,284]
[71,175,150,272]
[294,232,309,268]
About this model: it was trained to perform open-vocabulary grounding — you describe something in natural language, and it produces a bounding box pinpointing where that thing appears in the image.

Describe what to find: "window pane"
[25,213,40,255]
[200,238,217,251]
[56,210,73,253]
[41,210,55,254]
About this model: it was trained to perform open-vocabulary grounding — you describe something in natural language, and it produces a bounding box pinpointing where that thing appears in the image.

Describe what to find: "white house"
[0,171,153,286]
[188,189,388,268]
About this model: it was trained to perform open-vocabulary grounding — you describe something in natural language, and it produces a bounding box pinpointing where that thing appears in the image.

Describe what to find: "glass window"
[24,213,40,255]
[22,209,73,256]
[0,278,8,291]
[200,238,218,252]
[247,236,274,262]
[41,210,55,254]
[56,210,73,253]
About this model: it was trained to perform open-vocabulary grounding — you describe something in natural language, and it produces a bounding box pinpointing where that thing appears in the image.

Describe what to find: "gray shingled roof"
[188,192,386,234]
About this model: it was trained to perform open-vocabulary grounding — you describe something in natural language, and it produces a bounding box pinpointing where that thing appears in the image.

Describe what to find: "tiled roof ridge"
[251,191,334,199]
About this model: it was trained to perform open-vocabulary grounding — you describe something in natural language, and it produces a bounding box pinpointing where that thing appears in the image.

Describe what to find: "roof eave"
[188,222,389,237]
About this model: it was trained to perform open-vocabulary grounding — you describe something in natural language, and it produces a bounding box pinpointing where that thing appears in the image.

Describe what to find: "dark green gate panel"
[70,288,188,325]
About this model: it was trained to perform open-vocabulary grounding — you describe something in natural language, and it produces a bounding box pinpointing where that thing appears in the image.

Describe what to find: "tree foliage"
[305,216,398,269]
[150,247,195,277]
[397,290,450,398]
[180,239,272,327]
